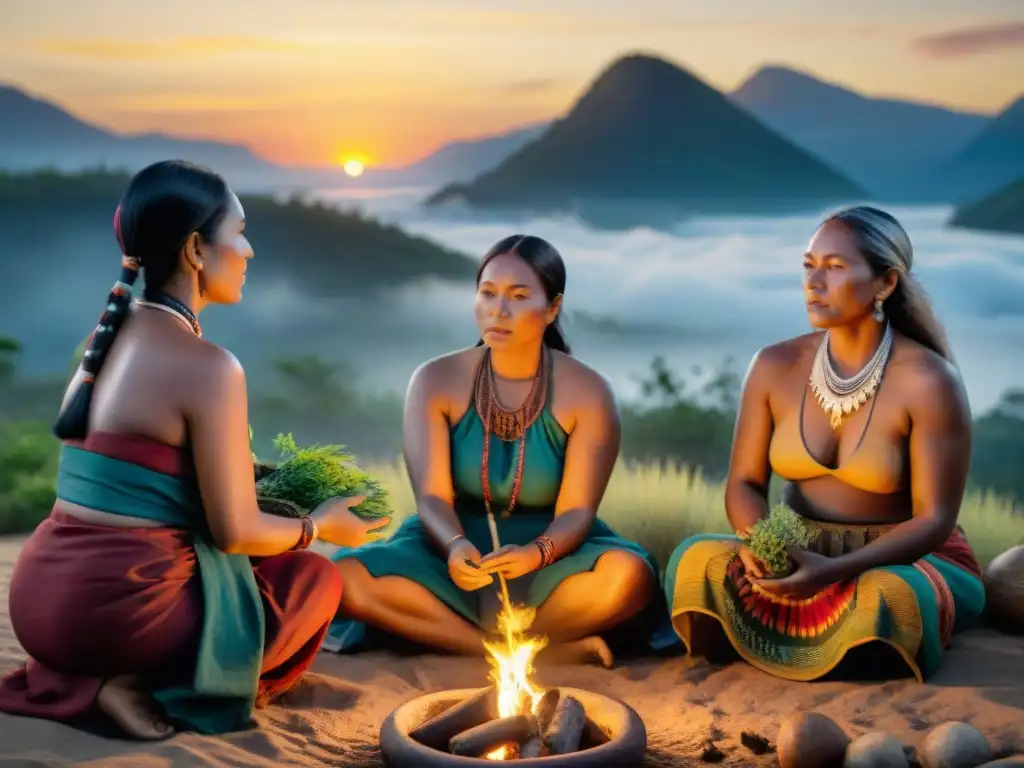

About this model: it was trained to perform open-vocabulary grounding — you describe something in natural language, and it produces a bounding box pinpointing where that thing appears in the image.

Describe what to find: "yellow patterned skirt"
[663,520,985,682]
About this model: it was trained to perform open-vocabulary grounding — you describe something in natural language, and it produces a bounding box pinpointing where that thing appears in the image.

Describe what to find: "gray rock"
[977,758,1024,767]
[778,711,850,768]
[921,722,993,768]
[844,731,908,768]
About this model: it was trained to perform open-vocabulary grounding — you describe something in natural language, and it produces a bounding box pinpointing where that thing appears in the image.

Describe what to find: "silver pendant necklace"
[808,322,893,430]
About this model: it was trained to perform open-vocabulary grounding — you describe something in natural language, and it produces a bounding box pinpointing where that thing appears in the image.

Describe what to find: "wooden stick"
[409,686,499,751]
[519,736,545,759]
[486,511,513,612]
[449,714,537,757]
[543,695,586,755]
[535,688,561,733]
[517,690,533,718]
[584,716,610,746]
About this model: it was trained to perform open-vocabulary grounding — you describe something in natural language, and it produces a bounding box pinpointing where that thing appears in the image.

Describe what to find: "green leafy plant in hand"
[746,503,816,577]
[255,432,392,519]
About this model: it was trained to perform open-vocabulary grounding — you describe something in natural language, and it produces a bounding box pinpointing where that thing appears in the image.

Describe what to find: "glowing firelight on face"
[343,159,364,177]
[481,602,548,760]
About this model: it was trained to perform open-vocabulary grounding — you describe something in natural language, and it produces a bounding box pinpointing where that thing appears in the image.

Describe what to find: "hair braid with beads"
[53,207,141,439]
[53,159,230,440]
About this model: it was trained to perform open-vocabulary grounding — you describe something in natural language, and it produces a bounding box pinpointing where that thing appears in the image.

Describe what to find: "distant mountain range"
[0,167,479,376]
[0,83,548,192]
[936,97,1024,201]
[425,54,866,228]
[949,177,1024,235]
[729,65,992,201]
[421,62,1021,209]
[380,122,549,184]
[0,86,292,187]
[2,57,1022,209]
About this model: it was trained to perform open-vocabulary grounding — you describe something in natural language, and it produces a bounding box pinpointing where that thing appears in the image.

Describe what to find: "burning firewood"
[518,687,563,757]
[584,715,611,746]
[534,688,561,731]
[409,686,499,751]
[516,689,533,717]
[449,713,538,757]
[543,694,587,755]
[519,736,545,759]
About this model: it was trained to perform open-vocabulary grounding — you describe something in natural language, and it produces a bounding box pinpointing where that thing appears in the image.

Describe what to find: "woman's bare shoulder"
[410,347,481,386]
[552,351,616,411]
[890,335,968,418]
[169,336,247,398]
[405,347,483,414]
[752,332,820,371]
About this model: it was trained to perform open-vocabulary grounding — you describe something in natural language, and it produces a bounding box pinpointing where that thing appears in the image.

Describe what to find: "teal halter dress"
[326,393,664,652]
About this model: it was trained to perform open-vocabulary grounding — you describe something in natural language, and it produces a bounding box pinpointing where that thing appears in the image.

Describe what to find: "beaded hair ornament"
[78,205,141,385]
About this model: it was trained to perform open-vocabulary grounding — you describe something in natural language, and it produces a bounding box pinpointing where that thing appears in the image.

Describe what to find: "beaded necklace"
[135,291,203,338]
[809,321,892,430]
[474,346,549,520]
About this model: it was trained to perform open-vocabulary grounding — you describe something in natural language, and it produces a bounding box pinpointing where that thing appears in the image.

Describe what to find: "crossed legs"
[334,550,655,667]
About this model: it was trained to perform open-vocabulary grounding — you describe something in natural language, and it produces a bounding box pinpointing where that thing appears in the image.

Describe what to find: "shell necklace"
[809,322,893,430]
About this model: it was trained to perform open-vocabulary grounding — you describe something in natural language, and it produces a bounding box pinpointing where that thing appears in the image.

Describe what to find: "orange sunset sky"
[2,0,1023,169]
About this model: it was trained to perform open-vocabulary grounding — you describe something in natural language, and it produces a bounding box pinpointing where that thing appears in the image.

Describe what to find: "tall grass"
[365,459,1023,571]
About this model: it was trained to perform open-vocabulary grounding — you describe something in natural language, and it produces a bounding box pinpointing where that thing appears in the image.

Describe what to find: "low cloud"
[374,202,1024,409]
[5,199,1023,412]
[913,22,1024,58]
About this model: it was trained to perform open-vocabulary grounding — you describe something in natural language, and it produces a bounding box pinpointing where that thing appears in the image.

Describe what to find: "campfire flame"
[480,601,548,760]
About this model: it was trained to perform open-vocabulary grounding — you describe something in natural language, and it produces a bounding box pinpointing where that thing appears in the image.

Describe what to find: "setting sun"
[343,159,365,177]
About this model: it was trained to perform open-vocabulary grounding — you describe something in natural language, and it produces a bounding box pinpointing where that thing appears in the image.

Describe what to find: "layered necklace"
[473,346,549,519]
[809,321,893,430]
[134,292,203,338]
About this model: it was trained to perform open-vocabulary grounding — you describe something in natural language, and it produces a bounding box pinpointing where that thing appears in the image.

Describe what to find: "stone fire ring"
[379,686,647,767]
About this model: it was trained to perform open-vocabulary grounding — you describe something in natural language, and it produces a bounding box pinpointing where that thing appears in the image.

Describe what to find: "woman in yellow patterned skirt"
[664,206,985,682]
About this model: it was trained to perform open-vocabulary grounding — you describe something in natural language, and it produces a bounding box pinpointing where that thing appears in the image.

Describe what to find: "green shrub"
[746,504,816,577]
[0,420,60,534]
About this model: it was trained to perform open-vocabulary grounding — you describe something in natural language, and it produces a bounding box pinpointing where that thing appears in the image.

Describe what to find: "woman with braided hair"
[0,160,381,739]
[329,235,662,667]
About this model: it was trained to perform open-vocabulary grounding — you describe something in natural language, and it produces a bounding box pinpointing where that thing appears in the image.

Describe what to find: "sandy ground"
[2,535,1023,767]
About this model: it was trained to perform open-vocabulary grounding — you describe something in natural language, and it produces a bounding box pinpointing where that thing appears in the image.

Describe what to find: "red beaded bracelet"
[534,535,555,568]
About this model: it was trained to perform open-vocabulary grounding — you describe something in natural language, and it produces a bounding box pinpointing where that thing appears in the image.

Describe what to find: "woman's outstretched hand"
[479,544,543,580]
[310,495,391,548]
[750,548,841,601]
[448,538,494,591]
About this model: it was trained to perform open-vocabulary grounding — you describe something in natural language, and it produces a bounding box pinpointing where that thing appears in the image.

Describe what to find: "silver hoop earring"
[872,297,885,322]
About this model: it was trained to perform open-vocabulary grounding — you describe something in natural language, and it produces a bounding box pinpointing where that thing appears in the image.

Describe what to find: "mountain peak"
[0,82,273,179]
[594,52,693,80]
[587,51,713,95]
[732,65,865,111]
[0,84,112,145]
[426,51,864,225]
[997,94,1024,125]
[740,64,836,89]
[559,51,728,131]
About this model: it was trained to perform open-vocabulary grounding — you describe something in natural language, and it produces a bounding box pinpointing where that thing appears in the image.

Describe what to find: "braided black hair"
[53,159,230,439]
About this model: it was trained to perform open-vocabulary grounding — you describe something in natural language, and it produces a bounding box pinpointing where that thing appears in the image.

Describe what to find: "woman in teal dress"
[330,235,660,666]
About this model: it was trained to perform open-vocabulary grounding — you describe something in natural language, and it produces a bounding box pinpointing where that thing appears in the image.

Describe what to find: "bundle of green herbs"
[254,432,392,520]
[746,503,816,577]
